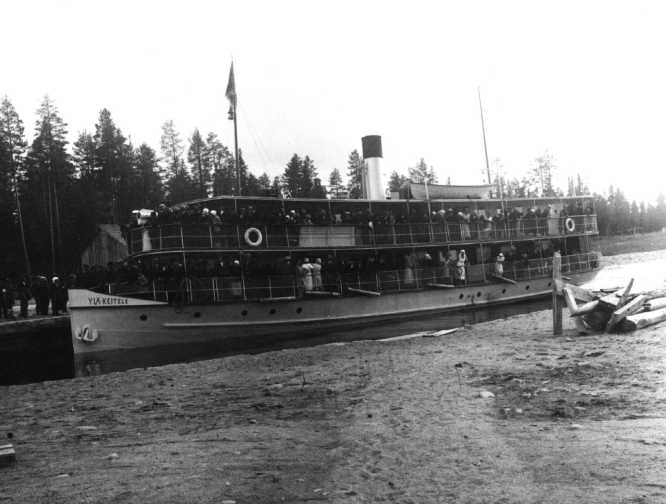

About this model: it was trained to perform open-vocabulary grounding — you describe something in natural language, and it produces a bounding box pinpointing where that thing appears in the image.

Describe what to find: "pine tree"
[282,154,303,197]
[0,96,28,271]
[132,143,163,209]
[301,156,317,196]
[93,109,134,223]
[206,132,235,196]
[187,128,208,198]
[72,131,96,177]
[346,150,363,199]
[408,158,437,184]
[23,96,76,273]
[257,172,272,196]
[328,167,344,198]
[387,171,408,193]
[160,120,184,181]
[523,152,556,197]
[161,120,196,202]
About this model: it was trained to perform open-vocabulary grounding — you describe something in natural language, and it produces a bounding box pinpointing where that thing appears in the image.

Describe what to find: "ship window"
[269,308,276,315]
[476,292,482,297]
[548,281,552,287]
[525,285,530,290]
[140,314,147,321]
[296,307,303,314]
[241,310,248,316]
[458,294,464,300]
[193,312,201,318]
[502,288,506,294]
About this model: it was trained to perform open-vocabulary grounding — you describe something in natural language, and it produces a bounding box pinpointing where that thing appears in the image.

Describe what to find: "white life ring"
[244,227,263,247]
[564,217,575,233]
[81,325,99,343]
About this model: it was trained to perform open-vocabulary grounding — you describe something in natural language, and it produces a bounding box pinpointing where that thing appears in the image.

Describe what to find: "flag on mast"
[226,62,237,120]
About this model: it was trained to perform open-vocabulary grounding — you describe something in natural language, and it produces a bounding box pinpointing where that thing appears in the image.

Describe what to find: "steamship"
[68,135,600,362]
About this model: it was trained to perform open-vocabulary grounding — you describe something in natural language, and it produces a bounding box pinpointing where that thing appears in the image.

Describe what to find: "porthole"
[140,314,147,321]
[525,285,530,290]
[547,281,552,287]
[502,288,507,294]
[241,309,248,316]
[193,312,201,318]
[476,291,482,297]
[459,293,464,300]
[269,308,276,315]
[296,307,303,314]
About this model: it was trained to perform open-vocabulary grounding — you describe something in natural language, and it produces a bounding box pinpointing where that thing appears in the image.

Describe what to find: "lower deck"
[69,262,599,356]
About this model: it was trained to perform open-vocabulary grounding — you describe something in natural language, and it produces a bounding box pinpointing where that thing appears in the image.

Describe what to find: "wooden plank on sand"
[624,306,666,331]
[645,297,666,311]
[563,288,600,317]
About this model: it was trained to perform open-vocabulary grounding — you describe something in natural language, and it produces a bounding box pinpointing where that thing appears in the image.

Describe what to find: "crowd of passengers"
[83,237,589,303]
[133,201,594,231]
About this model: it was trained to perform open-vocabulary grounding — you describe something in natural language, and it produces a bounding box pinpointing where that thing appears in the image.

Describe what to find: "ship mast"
[226,62,241,195]
[477,87,492,186]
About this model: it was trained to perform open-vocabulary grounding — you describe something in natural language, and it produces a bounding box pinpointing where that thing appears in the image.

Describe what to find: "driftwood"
[563,289,600,317]
[605,294,647,332]
[645,297,666,311]
[557,277,666,333]
[624,307,666,331]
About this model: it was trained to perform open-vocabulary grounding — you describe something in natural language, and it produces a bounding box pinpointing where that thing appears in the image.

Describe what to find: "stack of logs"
[557,277,666,333]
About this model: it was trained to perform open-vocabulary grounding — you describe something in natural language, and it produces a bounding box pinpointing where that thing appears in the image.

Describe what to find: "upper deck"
[129,195,598,255]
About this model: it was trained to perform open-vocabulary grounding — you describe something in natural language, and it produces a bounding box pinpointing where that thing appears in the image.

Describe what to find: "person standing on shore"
[17,275,31,318]
[34,276,50,316]
[0,276,10,319]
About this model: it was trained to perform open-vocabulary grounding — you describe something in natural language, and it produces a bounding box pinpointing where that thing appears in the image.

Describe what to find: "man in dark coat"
[17,275,31,318]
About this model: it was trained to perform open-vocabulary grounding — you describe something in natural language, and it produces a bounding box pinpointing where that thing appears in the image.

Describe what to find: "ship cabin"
[121,191,600,304]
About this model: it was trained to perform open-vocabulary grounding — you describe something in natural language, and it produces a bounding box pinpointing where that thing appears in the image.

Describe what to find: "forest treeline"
[1,95,665,275]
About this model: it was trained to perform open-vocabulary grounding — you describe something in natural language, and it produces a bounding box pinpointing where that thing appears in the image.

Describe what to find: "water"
[3,298,550,385]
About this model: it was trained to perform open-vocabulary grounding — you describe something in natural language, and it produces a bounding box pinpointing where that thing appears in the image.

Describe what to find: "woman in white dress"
[312,258,323,291]
[301,257,314,291]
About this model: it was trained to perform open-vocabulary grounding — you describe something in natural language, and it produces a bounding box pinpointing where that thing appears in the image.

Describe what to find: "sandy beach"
[3,280,666,504]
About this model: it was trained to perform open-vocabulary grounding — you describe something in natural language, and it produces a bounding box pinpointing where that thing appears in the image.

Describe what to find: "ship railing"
[109,252,600,304]
[129,215,599,253]
[488,251,601,282]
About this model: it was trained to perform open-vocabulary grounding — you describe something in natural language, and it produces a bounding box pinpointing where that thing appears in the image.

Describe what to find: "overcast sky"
[4,0,666,204]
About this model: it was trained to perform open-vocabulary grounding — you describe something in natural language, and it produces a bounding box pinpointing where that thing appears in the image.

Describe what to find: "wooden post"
[552,251,563,335]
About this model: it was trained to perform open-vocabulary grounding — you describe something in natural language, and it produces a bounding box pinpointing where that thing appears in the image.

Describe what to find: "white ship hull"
[69,270,596,359]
